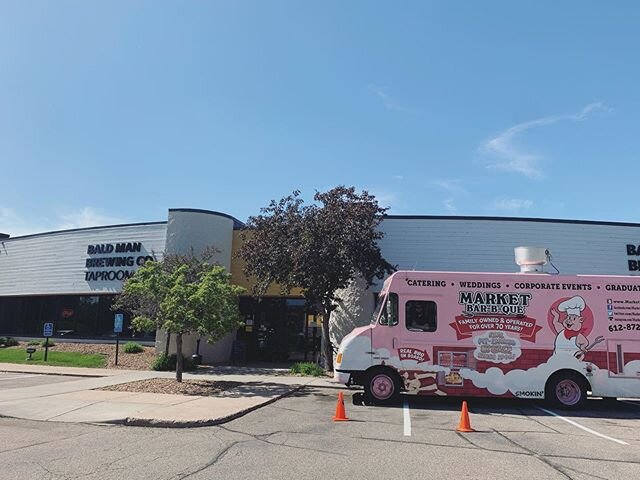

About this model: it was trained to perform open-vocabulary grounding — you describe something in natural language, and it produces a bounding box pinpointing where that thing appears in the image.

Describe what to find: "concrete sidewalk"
[0,363,338,427]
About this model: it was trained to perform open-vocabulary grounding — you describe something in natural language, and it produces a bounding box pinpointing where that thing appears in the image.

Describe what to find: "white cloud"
[393,175,404,180]
[368,85,414,113]
[0,207,50,237]
[443,198,457,213]
[0,207,23,235]
[353,185,402,213]
[433,179,467,214]
[433,179,469,196]
[490,198,533,212]
[482,102,611,179]
[56,207,123,231]
[369,190,397,210]
[0,206,125,237]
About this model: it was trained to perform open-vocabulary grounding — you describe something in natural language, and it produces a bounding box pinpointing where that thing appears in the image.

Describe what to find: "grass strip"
[0,347,107,368]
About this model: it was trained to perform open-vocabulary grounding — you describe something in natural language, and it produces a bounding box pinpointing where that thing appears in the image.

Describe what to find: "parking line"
[403,399,411,436]
[535,406,628,445]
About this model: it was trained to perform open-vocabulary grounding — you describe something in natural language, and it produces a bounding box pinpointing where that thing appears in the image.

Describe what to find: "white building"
[2,211,639,363]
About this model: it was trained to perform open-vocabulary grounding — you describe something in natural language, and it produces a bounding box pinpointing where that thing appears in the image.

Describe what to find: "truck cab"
[334,278,409,403]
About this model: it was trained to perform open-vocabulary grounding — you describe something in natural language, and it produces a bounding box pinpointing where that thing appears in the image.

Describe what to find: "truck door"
[372,292,398,364]
[376,295,438,351]
[397,298,438,357]
[394,297,451,394]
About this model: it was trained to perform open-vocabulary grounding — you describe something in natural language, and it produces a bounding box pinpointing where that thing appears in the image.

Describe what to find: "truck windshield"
[370,294,387,324]
[379,293,398,326]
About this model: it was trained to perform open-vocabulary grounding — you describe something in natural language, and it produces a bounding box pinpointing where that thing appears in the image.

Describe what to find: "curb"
[107,384,307,428]
[0,369,110,378]
[0,384,307,428]
[0,367,132,378]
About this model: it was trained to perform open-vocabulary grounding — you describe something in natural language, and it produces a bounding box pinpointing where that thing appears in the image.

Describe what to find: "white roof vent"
[514,246,549,273]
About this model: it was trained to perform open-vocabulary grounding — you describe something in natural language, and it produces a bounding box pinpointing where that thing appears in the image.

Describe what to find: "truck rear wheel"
[545,372,588,410]
[364,369,401,405]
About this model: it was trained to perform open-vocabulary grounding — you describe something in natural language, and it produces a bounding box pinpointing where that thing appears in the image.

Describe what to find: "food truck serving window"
[379,293,398,326]
[406,301,437,332]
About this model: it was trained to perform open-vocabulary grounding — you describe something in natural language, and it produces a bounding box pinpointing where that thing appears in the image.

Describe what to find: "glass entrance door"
[237,297,311,363]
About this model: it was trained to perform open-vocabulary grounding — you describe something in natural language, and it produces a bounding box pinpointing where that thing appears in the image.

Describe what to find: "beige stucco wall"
[329,276,376,348]
[155,209,236,364]
[230,230,304,296]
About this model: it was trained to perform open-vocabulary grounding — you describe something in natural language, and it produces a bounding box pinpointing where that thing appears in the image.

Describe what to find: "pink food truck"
[334,250,640,408]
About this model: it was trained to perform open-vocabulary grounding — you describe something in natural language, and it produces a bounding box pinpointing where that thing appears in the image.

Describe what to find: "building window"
[406,300,437,332]
[0,294,153,340]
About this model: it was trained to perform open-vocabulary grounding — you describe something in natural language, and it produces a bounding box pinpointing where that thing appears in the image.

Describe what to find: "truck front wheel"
[364,369,401,405]
[545,372,588,410]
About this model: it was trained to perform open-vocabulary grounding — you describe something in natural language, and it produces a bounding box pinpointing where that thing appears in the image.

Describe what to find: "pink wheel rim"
[556,379,581,406]
[371,374,394,400]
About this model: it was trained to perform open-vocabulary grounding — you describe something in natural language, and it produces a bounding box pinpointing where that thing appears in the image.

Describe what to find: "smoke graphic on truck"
[460,356,584,397]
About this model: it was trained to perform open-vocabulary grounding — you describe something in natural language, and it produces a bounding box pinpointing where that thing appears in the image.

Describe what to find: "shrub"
[152,353,196,372]
[0,337,6,347]
[2,337,19,347]
[124,342,144,354]
[40,339,55,347]
[290,362,325,377]
[27,340,41,346]
[152,353,171,371]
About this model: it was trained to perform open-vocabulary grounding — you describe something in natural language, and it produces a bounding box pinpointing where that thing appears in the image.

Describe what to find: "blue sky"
[1,1,639,236]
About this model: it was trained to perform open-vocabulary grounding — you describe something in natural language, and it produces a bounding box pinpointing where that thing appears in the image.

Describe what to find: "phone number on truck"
[609,323,640,332]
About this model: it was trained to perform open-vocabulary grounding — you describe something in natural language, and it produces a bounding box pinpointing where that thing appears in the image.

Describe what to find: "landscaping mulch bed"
[99,378,242,396]
[18,341,155,370]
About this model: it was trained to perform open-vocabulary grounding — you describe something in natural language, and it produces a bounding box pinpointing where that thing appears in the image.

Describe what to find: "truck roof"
[388,270,640,281]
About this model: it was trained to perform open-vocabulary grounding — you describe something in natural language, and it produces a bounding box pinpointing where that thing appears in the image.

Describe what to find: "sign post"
[114,314,123,366]
[43,323,54,361]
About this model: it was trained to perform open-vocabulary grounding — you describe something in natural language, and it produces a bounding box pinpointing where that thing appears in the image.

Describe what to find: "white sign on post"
[43,323,54,337]
[114,314,124,333]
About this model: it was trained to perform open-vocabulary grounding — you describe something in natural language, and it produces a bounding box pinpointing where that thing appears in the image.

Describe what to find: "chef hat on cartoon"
[558,296,586,316]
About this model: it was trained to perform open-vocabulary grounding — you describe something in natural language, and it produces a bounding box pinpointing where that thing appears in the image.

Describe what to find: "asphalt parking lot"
[330,389,640,479]
[0,383,639,479]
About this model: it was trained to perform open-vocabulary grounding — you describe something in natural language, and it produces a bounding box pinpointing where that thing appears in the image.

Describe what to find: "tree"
[238,186,394,371]
[114,250,245,382]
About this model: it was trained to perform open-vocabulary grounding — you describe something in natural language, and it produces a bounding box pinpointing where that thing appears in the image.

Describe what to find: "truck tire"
[364,368,401,405]
[545,372,588,410]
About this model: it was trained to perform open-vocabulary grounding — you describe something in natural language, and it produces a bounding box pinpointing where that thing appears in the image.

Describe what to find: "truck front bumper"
[333,370,351,385]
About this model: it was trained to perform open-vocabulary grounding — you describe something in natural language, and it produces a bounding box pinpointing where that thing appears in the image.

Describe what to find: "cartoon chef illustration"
[551,295,604,360]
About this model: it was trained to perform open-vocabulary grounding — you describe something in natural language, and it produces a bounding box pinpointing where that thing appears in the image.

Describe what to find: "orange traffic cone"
[333,391,349,421]
[456,400,475,432]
